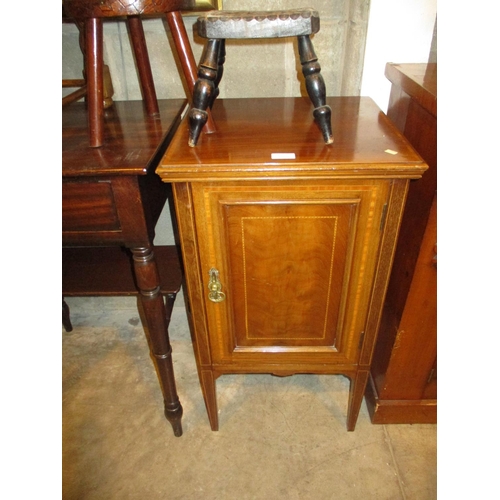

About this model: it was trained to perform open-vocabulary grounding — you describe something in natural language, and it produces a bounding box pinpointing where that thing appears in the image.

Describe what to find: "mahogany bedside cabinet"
[156,96,427,431]
[63,99,187,436]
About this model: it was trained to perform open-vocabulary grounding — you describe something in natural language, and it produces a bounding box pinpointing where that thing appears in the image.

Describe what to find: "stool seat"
[188,7,333,147]
[197,9,320,39]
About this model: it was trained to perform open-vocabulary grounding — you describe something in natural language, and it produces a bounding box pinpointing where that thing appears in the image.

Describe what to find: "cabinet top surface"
[385,63,437,116]
[157,97,427,182]
[62,99,187,177]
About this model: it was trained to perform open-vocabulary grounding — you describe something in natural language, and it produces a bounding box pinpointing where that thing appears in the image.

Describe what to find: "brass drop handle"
[208,268,226,303]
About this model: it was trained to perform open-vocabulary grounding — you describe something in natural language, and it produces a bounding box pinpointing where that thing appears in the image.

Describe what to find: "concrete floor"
[62,296,437,499]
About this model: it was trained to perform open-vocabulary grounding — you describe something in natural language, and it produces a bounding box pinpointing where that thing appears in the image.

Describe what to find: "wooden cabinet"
[365,63,437,423]
[157,97,427,431]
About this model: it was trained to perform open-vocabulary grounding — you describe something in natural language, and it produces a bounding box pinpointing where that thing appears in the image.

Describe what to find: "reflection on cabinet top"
[157,97,427,182]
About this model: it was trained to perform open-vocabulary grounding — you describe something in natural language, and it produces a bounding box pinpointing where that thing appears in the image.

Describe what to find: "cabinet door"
[192,180,391,369]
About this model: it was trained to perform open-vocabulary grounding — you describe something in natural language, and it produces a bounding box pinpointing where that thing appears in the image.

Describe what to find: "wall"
[360,0,437,111]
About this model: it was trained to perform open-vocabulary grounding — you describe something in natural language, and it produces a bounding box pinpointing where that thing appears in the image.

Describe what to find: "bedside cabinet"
[156,97,427,431]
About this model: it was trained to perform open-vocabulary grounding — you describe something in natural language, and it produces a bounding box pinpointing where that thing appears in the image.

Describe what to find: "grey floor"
[62,295,437,499]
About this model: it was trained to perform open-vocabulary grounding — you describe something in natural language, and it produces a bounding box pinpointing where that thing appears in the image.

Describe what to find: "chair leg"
[127,15,159,116]
[103,64,114,109]
[65,21,112,110]
[297,35,333,144]
[188,39,222,147]
[85,17,104,147]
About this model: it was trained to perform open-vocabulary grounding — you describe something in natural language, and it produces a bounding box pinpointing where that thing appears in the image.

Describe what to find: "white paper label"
[271,153,296,160]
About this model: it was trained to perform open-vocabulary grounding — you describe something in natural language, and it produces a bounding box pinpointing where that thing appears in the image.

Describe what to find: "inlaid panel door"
[190,179,391,370]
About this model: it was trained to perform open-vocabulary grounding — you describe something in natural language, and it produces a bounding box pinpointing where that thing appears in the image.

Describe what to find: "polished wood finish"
[187,9,332,147]
[365,63,437,424]
[157,97,427,431]
[63,0,196,17]
[63,99,186,436]
[62,81,87,107]
[128,15,160,115]
[63,0,213,147]
[62,246,182,296]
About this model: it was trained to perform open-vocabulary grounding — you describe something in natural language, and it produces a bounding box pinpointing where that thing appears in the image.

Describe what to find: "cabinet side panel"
[172,183,213,367]
[360,179,409,368]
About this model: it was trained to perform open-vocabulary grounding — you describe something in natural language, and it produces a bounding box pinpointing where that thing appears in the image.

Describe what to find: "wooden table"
[365,63,437,424]
[62,99,186,436]
[156,96,427,431]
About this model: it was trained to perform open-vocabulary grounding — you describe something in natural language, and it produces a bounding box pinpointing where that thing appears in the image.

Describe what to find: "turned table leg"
[131,246,183,437]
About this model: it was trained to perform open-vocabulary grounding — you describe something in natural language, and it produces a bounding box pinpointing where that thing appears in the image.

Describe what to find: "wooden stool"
[63,0,216,147]
[188,8,334,147]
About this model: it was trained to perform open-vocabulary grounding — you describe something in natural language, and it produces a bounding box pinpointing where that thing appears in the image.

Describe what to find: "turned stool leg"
[297,35,333,144]
[188,39,222,147]
[166,11,217,134]
[209,39,225,109]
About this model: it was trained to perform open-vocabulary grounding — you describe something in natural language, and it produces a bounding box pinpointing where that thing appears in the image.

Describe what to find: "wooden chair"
[188,8,334,147]
[63,0,215,147]
[62,10,115,111]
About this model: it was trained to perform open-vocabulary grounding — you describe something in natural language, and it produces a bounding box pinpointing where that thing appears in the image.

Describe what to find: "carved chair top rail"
[63,0,196,19]
[197,8,320,39]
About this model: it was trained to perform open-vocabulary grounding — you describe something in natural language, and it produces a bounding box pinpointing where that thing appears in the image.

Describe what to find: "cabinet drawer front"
[192,180,391,366]
[62,181,120,232]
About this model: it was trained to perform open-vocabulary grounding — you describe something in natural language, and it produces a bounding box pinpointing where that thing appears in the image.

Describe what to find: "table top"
[385,63,437,117]
[63,99,187,177]
[157,97,427,182]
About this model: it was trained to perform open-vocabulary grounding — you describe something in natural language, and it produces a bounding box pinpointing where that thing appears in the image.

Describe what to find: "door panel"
[225,201,355,348]
[192,180,390,367]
